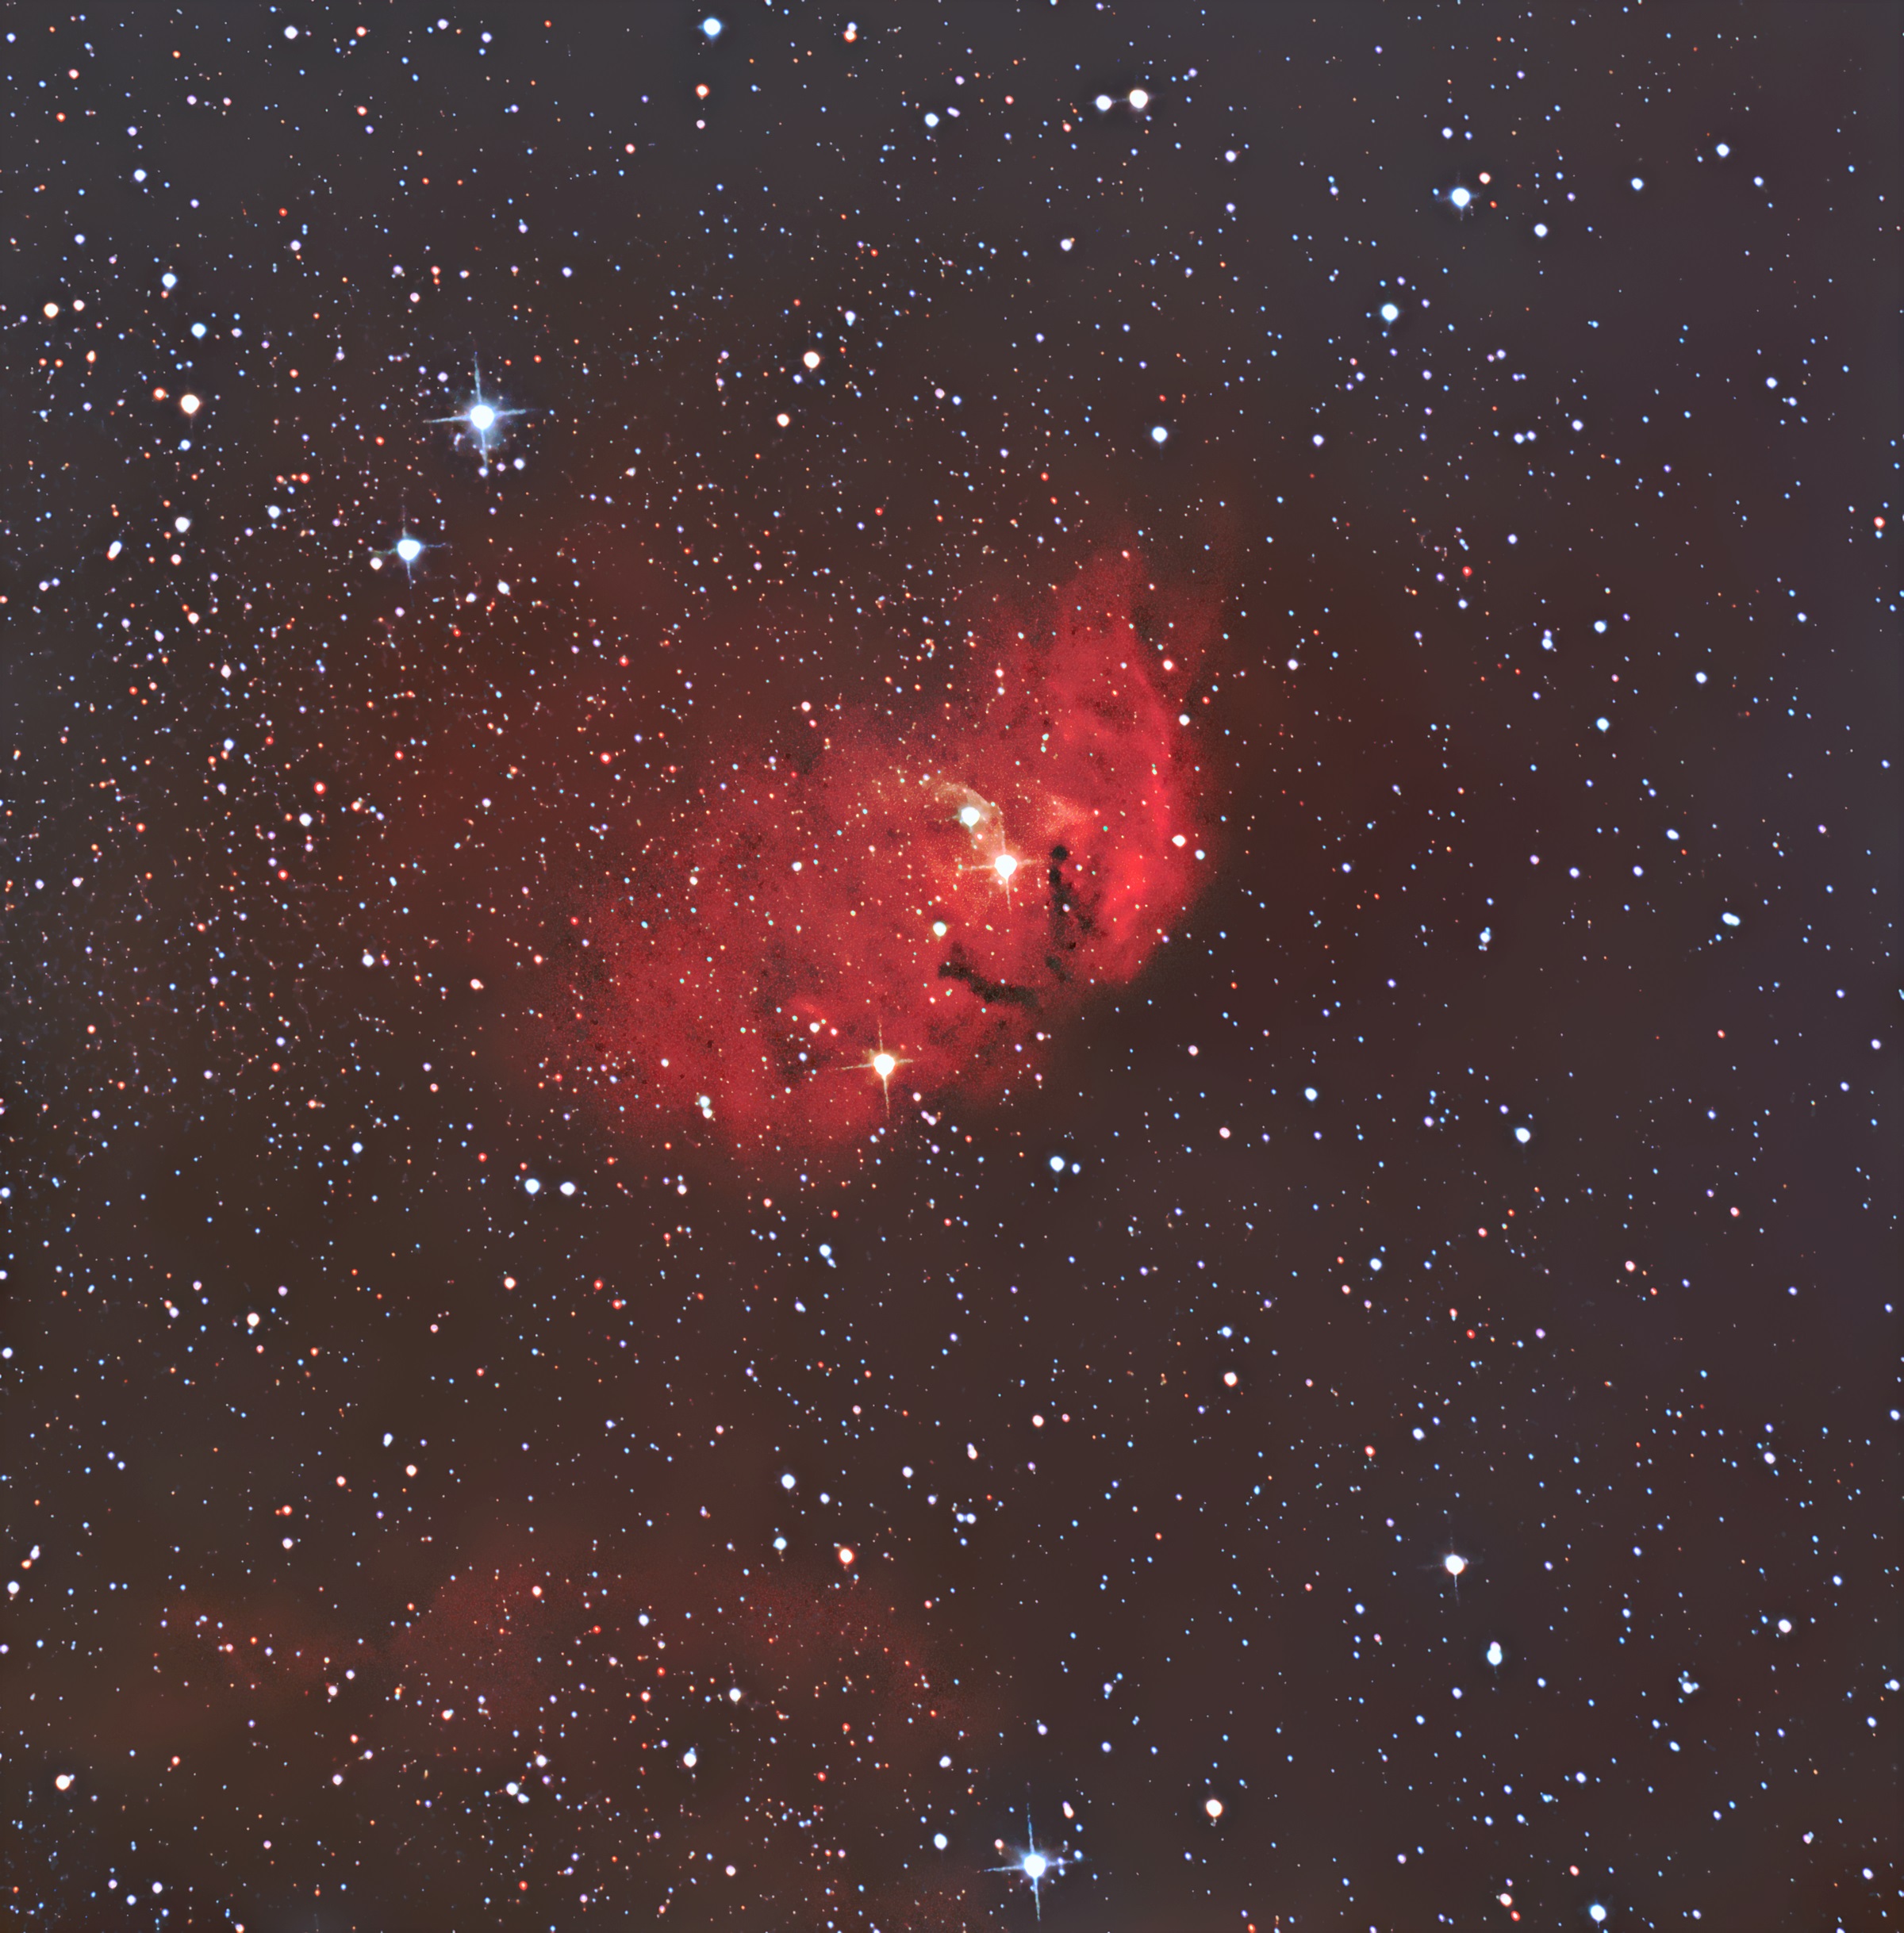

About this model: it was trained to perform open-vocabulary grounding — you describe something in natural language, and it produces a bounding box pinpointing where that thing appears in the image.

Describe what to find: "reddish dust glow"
[572,553,1217,1153]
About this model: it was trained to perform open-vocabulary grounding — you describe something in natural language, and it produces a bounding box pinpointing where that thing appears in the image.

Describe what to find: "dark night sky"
[1,5,1897,1929]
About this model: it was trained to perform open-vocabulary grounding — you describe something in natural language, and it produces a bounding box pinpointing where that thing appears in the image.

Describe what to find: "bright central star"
[993,853,1019,881]
[433,357,524,468]
[864,1038,906,1113]
[989,1816,1075,1917]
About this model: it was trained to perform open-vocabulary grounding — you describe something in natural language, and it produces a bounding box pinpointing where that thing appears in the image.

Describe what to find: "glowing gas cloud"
[570,553,1220,1154]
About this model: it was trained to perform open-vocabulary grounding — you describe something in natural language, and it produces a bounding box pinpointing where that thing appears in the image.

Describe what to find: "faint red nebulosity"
[571,550,1220,1153]
[375,1546,983,1930]
[159,1540,981,1931]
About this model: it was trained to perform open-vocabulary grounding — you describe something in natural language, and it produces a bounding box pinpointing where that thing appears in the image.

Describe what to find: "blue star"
[374,526,434,579]
[433,356,527,469]
[988,1813,1078,1917]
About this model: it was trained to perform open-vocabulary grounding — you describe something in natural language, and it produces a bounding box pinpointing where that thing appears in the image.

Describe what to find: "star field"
[0,6,1895,1931]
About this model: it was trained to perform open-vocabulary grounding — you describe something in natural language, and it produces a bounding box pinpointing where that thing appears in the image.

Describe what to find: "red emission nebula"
[568,554,1219,1153]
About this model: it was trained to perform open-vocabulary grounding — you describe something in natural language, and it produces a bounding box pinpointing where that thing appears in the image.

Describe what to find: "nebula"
[137,1544,983,1930]
[568,553,1219,1153]
[374,1552,980,1927]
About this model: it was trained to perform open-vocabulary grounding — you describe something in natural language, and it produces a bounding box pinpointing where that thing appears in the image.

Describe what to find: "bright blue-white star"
[433,357,526,470]
[374,527,432,578]
[1448,185,1473,211]
[988,1816,1077,1916]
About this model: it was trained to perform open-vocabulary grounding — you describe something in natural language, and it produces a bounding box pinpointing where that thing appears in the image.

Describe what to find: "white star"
[374,527,432,578]
[434,356,526,466]
[988,1816,1077,1916]
[862,1035,907,1111]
